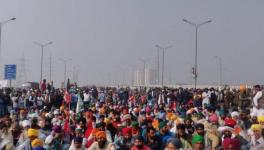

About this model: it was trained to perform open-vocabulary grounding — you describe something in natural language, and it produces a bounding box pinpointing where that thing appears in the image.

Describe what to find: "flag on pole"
[76,94,83,114]
[64,90,71,104]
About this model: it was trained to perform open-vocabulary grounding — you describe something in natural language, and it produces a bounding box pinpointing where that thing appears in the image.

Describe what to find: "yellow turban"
[258,116,264,123]
[31,138,44,148]
[170,115,177,121]
[27,128,39,137]
[166,112,173,120]
[251,124,263,131]
[104,118,111,124]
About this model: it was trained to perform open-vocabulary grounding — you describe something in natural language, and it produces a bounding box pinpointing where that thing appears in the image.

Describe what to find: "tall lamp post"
[0,17,16,79]
[155,46,160,85]
[183,19,212,89]
[155,45,172,86]
[59,58,72,88]
[138,58,147,86]
[214,56,223,87]
[33,41,53,82]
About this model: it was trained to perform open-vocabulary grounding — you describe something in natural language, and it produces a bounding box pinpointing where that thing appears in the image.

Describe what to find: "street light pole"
[33,41,53,82]
[59,58,72,88]
[156,46,160,85]
[155,45,172,86]
[138,58,147,86]
[183,19,212,89]
[0,17,16,79]
[215,56,223,87]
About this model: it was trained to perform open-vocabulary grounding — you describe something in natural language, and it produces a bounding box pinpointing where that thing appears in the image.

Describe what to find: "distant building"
[145,68,157,85]
[134,69,144,86]
[134,68,157,86]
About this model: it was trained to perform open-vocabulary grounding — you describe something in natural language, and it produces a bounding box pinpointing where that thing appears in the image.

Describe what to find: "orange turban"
[92,128,99,136]
[96,131,106,139]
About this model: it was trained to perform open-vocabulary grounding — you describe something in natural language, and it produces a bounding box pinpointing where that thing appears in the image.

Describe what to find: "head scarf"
[53,125,62,133]
[22,120,31,128]
[192,134,204,145]
[92,128,99,136]
[231,111,239,118]
[33,146,45,150]
[224,118,236,128]
[251,124,263,131]
[122,127,132,136]
[209,114,218,123]
[27,128,39,137]
[159,121,167,129]
[166,138,182,149]
[31,139,44,148]
[96,131,106,139]
[218,126,234,133]
[258,116,264,123]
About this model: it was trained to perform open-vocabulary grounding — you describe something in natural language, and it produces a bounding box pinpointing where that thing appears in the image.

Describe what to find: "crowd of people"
[0,79,264,150]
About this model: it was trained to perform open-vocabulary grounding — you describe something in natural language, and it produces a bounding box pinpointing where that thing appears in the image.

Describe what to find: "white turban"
[218,126,234,133]
[231,111,239,118]
[22,120,31,128]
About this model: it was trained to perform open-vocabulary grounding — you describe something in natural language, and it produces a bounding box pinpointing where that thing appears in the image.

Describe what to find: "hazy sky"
[0,0,264,87]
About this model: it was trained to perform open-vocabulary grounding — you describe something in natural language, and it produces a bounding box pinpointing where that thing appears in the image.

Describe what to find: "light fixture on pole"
[0,17,16,79]
[155,45,172,86]
[183,18,212,89]
[33,41,53,82]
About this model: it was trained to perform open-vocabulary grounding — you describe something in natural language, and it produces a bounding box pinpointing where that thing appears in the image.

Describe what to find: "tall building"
[134,68,157,86]
[145,68,157,85]
[134,69,144,86]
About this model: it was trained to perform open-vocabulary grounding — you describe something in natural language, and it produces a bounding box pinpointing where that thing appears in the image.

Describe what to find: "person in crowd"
[192,134,204,150]
[130,135,151,150]
[88,131,116,150]
[164,137,182,150]
[2,84,264,150]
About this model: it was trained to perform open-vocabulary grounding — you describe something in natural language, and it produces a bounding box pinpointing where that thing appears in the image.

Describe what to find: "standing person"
[0,91,8,117]
[11,92,19,112]
[41,79,47,94]
[252,85,264,117]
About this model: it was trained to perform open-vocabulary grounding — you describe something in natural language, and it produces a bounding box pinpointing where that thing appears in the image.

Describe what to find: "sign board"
[5,64,16,80]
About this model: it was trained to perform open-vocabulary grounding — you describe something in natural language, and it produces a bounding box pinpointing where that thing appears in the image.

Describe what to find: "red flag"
[63,119,71,133]
[64,91,71,104]
[84,120,93,138]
